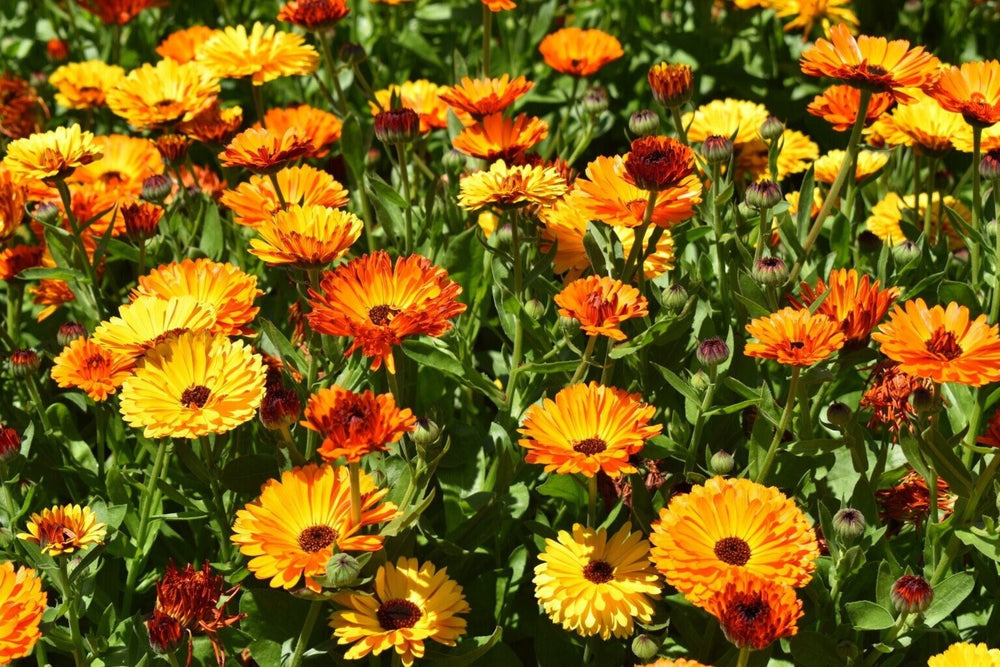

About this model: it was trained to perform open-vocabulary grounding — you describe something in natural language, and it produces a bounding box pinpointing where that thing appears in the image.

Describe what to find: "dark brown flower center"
[714,536,752,566]
[296,525,338,553]
[180,384,211,408]
[925,327,963,360]
[583,559,614,584]
[368,304,400,326]
[865,64,888,76]
[85,354,105,369]
[155,99,177,109]
[573,437,607,456]
[733,596,767,623]
[376,598,422,630]
[789,341,805,349]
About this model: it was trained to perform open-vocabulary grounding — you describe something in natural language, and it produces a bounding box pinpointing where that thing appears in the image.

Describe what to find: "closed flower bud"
[909,387,934,414]
[662,284,688,311]
[524,298,546,320]
[8,349,40,378]
[57,321,88,347]
[374,108,420,145]
[259,386,301,431]
[0,424,20,461]
[648,62,693,109]
[339,42,366,66]
[325,552,362,588]
[582,86,609,115]
[701,135,733,165]
[710,450,735,475]
[759,116,785,142]
[412,418,441,448]
[154,134,190,166]
[47,38,69,61]
[141,174,173,205]
[559,315,579,335]
[690,369,710,392]
[146,611,184,654]
[981,149,1000,181]
[443,148,467,173]
[833,508,866,540]
[631,634,659,661]
[891,574,933,614]
[629,109,660,137]
[892,239,921,266]
[745,179,782,210]
[752,256,788,287]
[122,201,164,244]
[30,201,61,226]
[826,401,852,427]
[697,337,730,367]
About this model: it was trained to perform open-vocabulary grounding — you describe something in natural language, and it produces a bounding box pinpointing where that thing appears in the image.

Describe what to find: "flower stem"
[509,211,525,374]
[53,178,105,320]
[621,190,658,284]
[267,171,288,209]
[199,438,233,562]
[755,366,800,484]
[753,206,771,264]
[24,375,53,433]
[289,599,323,667]
[670,106,688,145]
[317,31,347,117]
[6,281,22,343]
[972,125,984,283]
[736,646,751,667]
[481,4,492,77]
[56,556,87,667]
[687,366,718,472]
[395,143,414,254]
[990,176,1000,324]
[569,335,598,385]
[587,474,598,527]
[250,82,265,122]
[123,439,168,615]
[348,461,363,527]
[279,424,308,466]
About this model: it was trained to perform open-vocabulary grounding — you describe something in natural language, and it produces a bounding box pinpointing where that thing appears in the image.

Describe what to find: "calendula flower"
[260,105,342,158]
[575,155,702,228]
[457,159,568,210]
[18,504,107,556]
[0,562,46,664]
[734,129,819,182]
[625,135,697,191]
[119,331,266,439]
[800,24,940,103]
[452,113,548,162]
[74,0,162,24]
[0,245,44,282]
[177,102,244,145]
[533,523,661,640]
[703,569,803,649]
[439,75,533,119]
[683,98,770,146]
[219,127,312,173]
[648,62,694,108]
[868,92,965,155]
[220,164,349,228]
[232,463,398,592]
[156,25,220,63]
[2,125,103,182]
[807,85,895,131]
[860,360,933,435]
[306,251,466,373]
[92,295,217,361]
[50,337,134,402]
[330,557,469,666]
[249,204,364,268]
[49,61,125,109]
[277,0,350,29]
[649,476,819,607]
[814,148,888,184]
[930,60,1000,128]
[0,169,27,243]
[70,134,164,196]
[132,258,262,337]
[555,276,649,340]
[773,0,858,41]
[865,191,969,249]
[928,642,1000,667]
[977,408,1000,448]
[877,469,954,527]
[107,59,220,130]
[538,27,624,76]
[195,22,319,85]
[639,661,711,667]
[482,0,515,10]
[372,80,454,133]
[518,382,661,478]
[872,299,1000,386]
[789,269,899,347]
[179,164,227,200]
[0,73,43,140]
[745,307,846,366]
[302,385,416,463]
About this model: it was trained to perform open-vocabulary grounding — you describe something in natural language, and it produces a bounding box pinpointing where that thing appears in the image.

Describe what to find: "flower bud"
[46,38,69,61]
[325,552,362,588]
[57,321,88,347]
[259,386,301,431]
[0,424,20,461]
[339,42,366,66]
[524,298,546,321]
[582,87,609,115]
[648,62,693,109]
[442,148,466,173]
[629,109,660,137]
[826,401,852,427]
[29,202,61,226]
[122,201,164,244]
[141,174,173,205]
[745,179,782,210]
[701,135,733,165]
[690,369,710,392]
[710,450,735,475]
[696,337,730,367]
[374,108,420,145]
[981,149,1000,181]
[8,349,40,378]
[631,634,659,661]
[832,508,866,540]
[559,315,579,336]
[752,256,788,287]
[892,239,921,266]
[146,611,184,654]
[759,116,785,142]
[154,134,190,166]
[891,574,933,614]
[662,284,688,311]
[412,418,441,448]
[909,387,934,415]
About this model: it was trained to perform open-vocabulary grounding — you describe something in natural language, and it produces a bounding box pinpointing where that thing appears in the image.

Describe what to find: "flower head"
[683,98,770,146]
[156,25,220,63]
[195,22,319,85]
[92,295,217,361]
[876,469,954,527]
[249,204,364,268]
[107,59,220,130]
[277,0,350,29]
[744,307,846,366]
[774,0,858,41]
[178,102,244,145]
[930,60,1000,128]
[807,85,895,131]
[703,569,803,650]
[0,73,43,140]
[533,523,661,640]
[860,360,933,435]
[452,113,548,162]
[220,165,349,228]
[789,269,899,347]
[555,275,649,340]
[929,642,1000,667]
[814,149,888,184]
[648,63,694,108]
[865,191,969,249]
[625,135,696,191]
[439,75,533,118]
[0,562,46,664]
[18,504,107,556]
[219,127,312,173]
[302,385,416,463]
[50,337,135,402]
[0,169,27,243]
[49,61,125,109]
[70,134,164,196]
[2,125,103,182]
[372,80,454,133]
[458,159,568,210]
[539,28,624,77]
[260,105,342,158]
[868,92,965,155]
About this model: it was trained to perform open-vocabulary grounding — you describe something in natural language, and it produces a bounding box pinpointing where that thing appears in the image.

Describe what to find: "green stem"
[670,106,688,145]
[123,439,169,615]
[317,31,348,117]
[199,438,233,562]
[24,375,53,433]
[787,89,872,287]
[797,372,813,440]
[288,599,323,667]
[481,3,492,77]
[587,474,598,527]
[990,176,1000,324]
[348,461,363,527]
[509,211,525,375]
[922,156,938,241]
[621,190,658,284]
[687,366,719,471]
[754,207,771,264]
[972,125,984,283]
[267,171,288,209]
[755,366,800,484]
[53,179,105,320]
[736,646,751,667]
[137,239,147,279]
[710,163,731,319]
[251,82,266,122]
[6,281,22,343]
[279,424,308,466]
[395,143,414,254]
[570,335,598,385]
[57,557,87,667]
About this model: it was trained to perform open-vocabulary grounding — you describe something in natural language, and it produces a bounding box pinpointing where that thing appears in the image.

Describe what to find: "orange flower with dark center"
[439,75,533,119]
[930,60,1000,128]
[539,28,624,77]
[806,85,895,131]
[859,360,933,435]
[156,25,219,63]
[625,136,696,191]
[277,0,350,29]
[872,299,1000,386]
[70,134,164,196]
[18,504,107,556]
[648,63,694,108]
[704,570,803,650]
[800,24,940,103]
[744,307,846,366]
[457,159,567,210]
[29,279,76,321]
[3,125,103,182]
[50,337,134,401]
[555,275,648,341]
[302,385,416,463]
[307,252,466,373]
[977,408,1000,448]
[220,164,349,228]
[219,127,312,174]
[876,470,954,528]
[452,113,547,162]
[74,0,163,24]
[248,204,364,268]
[260,105,342,158]
[178,103,243,145]
[788,269,899,348]
[0,245,44,282]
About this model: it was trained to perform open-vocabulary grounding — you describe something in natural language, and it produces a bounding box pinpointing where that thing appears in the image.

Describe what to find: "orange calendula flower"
[807,85,894,131]
[92,295,218,361]
[70,134,164,196]
[260,104,342,158]
[860,360,933,435]
[977,408,1000,448]
[0,169,27,242]
[616,225,677,280]
[872,299,1000,386]
[704,569,803,650]
[0,245,44,282]
[220,164,349,228]
[195,22,319,85]
[18,504,107,556]
[439,75,533,118]
[278,0,350,29]
[648,62,694,108]
[0,562,47,664]
[745,307,846,366]
[452,113,548,162]
[799,24,940,103]
[302,385,416,463]
[0,73,44,140]
[533,523,661,640]
[877,469,954,527]
[177,102,244,145]
[575,155,702,228]
[330,557,469,667]
[649,476,819,607]
[50,337,134,401]
[372,80,455,133]
[868,92,965,155]
[774,0,858,41]
[219,127,312,173]
[49,61,125,109]
[2,125,103,182]
[306,251,466,373]
[232,464,398,592]
[639,660,712,667]
[132,258,262,337]
[625,135,697,191]
[249,204,364,268]
[538,191,590,279]
[457,159,567,210]
[107,59,220,130]
[539,27,624,77]
[156,25,220,63]
[518,382,661,478]
[930,60,1000,128]
[789,269,899,347]
[74,0,162,24]
[555,275,649,340]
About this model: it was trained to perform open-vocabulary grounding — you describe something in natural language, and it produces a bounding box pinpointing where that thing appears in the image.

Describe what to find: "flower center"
[714,536,752,566]
[865,64,888,77]
[583,559,614,584]
[180,384,211,408]
[368,304,400,326]
[925,327,963,360]
[376,598,422,630]
[155,99,177,109]
[573,437,608,456]
[296,525,338,553]
[789,341,805,349]
[85,354,105,369]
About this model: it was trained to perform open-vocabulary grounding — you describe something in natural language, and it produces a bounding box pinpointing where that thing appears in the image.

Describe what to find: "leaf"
[536,474,585,504]
[424,627,503,666]
[845,600,895,630]
[220,454,278,495]
[198,203,224,260]
[16,266,87,282]
[955,518,1000,559]
[257,318,306,378]
[789,631,842,667]
[922,572,975,627]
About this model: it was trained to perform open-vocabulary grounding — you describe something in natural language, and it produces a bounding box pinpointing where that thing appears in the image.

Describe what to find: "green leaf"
[16,266,87,282]
[198,203,224,260]
[922,572,975,627]
[257,318,307,379]
[424,627,503,666]
[845,600,895,630]
[220,454,278,495]
[955,517,1000,559]
[537,474,585,504]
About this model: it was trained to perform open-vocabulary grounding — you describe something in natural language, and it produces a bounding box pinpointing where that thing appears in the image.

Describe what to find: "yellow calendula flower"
[2,125,103,182]
[458,159,567,210]
[195,22,319,85]
[18,504,107,556]
[107,59,220,130]
[49,60,126,109]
